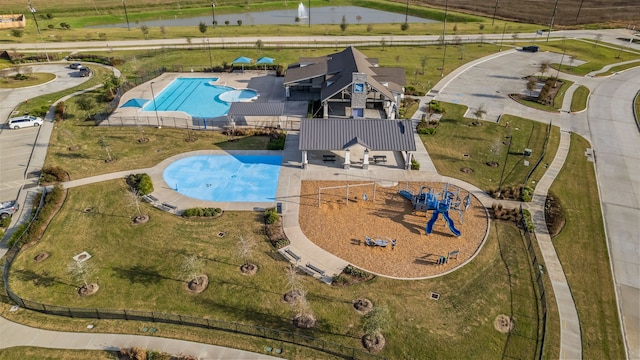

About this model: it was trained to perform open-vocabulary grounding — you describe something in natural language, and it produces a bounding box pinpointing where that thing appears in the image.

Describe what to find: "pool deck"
[110,71,303,127]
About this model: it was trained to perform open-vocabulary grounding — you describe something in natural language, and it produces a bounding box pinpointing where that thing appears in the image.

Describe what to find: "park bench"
[306,263,325,276]
[322,154,336,162]
[284,248,301,262]
[142,194,159,203]
[160,203,177,212]
[372,155,387,164]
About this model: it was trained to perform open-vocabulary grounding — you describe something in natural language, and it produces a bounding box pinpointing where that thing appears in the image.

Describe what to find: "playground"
[298,181,489,278]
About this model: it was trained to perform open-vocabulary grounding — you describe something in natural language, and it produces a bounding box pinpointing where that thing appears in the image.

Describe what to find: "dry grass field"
[406,0,640,25]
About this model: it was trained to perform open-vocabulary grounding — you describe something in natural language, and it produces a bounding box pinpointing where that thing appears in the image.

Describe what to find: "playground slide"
[425,210,439,234]
[425,210,461,237]
[442,211,462,237]
[398,190,413,202]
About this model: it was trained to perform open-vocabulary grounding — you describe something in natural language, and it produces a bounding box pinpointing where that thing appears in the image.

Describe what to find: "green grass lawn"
[45,121,271,179]
[549,134,625,359]
[7,178,542,359]
[570,85,589,112]
[0,73,57,89]
[596,61,640,77]
[537,39,640,76]
[420,102,560,193]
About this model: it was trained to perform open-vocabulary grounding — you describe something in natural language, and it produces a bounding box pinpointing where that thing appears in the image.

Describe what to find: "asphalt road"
[0,64,91,202]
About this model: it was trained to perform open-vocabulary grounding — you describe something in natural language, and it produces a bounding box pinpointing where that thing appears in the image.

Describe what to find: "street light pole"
[491,0,500,25]
[28,1,49,62]
[546,0,559,42]
[308,0,311,28]
[211,1,216,27]
[440,0,448,77]
[122,0,130,30]
[150,82,161,128]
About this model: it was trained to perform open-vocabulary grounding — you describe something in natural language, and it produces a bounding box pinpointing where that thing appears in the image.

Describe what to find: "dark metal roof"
[299,119,416,151]
[228,102,284,117]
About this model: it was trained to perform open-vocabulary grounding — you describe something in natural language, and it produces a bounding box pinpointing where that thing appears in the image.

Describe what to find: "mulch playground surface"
[298,181,489,278]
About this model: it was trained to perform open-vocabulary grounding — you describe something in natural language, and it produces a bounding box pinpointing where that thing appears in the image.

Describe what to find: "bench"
[372,155,387,164]
[322,155,336,162]
[285,248,301,262]
[306,263,325,276]
[142,194,158,203]
[160,203,177,212]
[297,265,316,276]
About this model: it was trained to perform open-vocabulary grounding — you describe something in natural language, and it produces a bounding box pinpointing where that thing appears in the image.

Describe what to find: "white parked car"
[8,115,43,129]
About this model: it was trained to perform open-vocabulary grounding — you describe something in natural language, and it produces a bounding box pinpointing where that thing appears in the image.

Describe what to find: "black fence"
[2,192,384,360]
[523,120,553,187]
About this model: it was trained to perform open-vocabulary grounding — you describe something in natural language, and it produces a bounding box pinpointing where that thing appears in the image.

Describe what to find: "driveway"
[0,63,91,202]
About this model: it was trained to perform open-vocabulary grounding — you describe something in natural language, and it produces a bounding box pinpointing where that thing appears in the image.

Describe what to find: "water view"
[88,6,437,28]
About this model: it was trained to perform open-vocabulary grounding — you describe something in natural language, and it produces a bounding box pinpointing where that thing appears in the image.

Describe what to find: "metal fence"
[2,192,383,360]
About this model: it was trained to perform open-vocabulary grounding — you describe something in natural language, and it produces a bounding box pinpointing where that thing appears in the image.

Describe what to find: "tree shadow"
[11,269,74,288]
[111,264,179,284]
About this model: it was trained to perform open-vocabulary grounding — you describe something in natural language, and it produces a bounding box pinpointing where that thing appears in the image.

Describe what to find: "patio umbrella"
[232,56,253,72]
[255,56,275,70]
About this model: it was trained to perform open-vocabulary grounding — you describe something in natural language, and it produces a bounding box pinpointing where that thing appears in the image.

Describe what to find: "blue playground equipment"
[399,183,471,237]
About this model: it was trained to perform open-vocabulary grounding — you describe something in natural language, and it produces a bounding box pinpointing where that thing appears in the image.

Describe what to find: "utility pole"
[308,0,311,28]
[440,0,448,77]
[575,0,585,22]
[499,22,506,51]
[211,1,216,26]
[28,0,49,62]
[546,0,559,42]
[491,0,499,25]
[405,0,409,24]
[122,0,130,30]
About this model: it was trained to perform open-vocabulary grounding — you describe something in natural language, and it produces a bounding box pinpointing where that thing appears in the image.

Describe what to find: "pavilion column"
[363,149,370,170]
[405,152,412,170]
[323,101,329,119]
[302,150,308,169]
[343,149,351,169]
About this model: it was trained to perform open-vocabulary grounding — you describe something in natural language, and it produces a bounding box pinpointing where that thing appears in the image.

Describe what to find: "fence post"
[68,308,73,318]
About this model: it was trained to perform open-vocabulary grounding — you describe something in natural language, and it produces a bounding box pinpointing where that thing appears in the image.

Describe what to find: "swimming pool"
[143,78,259,118]
[163,154,282,202]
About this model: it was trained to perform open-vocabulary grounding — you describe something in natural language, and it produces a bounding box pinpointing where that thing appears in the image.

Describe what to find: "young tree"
[339,15,348,33]
[224,20,230,26]
[294,16,300,24]
[237,20,243,26]
[140,25,149,39]
[400,22,409,31]
[380,37,386,51]
[511,33,518,43]
[68,259,94,288]
[179,255,205,286]
[539,60,550,77]
[527,77,538,97]
[198,21,207,34]
[238,235,255,267]
[356,15,362,25]
[361,306,390,351]
[420,56,428,75]
[594,34,602,47]
[98,136,114,162]
[255,39,264,50]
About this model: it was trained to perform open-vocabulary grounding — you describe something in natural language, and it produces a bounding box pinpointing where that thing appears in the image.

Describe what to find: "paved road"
[587,67,640,359]
[0,64,91,203]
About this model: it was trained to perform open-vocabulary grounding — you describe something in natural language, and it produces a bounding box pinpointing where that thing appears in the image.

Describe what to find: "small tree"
[198,21,207,34]
[512,33,518,43]
[594,34,602,47]
[140,25,149,39]
[295,16,300,24]
[339,15,348,33]
[380,38,386,51]
[452,24,458,32]
[539,61,550,77]
[400,22,409,31]
[68,259,95,288]
[128,189,143,217]
[179,255,205,286]
[224,20,230,26]
[420,56,427,75]
[527,77,538,97]
[255,39,264,50]
[366,24,373,32]
[361,306,390,351]
[479,34,486,47]
[238,235,255,266]
[237,20,243,26]
[479,24,485,31]
[98,136,114,162]
[356,15,362,25]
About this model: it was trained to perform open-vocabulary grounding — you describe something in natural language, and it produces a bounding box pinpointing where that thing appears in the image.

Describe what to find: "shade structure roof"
[232,56,253,64]
[255,57,275,64]
[120,98,149,108]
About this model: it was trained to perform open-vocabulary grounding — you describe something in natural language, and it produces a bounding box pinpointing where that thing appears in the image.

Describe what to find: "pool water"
[163,155,282,202]
[143,78,258,118]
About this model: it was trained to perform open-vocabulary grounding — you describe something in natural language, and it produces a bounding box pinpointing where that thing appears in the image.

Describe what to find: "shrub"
[76,96,96,111]
[521,209,535,232]
[429,100,446,114]
[10,29,23,38]
[264,207,279,224]
[411,158,420,170]
[0,216,11,228]
[54,101,65,121]
[344,265,370,278]
[181,207,222,218]
[521,186,533,202]
[41,166,67,183]
[127,173,154,195]
[417,127,436,135]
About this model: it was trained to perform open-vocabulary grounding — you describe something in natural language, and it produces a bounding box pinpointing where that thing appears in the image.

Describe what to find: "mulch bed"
[298,181,489,278]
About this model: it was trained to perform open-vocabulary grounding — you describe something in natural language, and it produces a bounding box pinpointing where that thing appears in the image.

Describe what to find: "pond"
[87,6,437,28]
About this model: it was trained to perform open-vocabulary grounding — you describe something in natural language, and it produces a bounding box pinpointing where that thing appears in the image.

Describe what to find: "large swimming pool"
[163,154,282,202]
[143,78,258,118]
